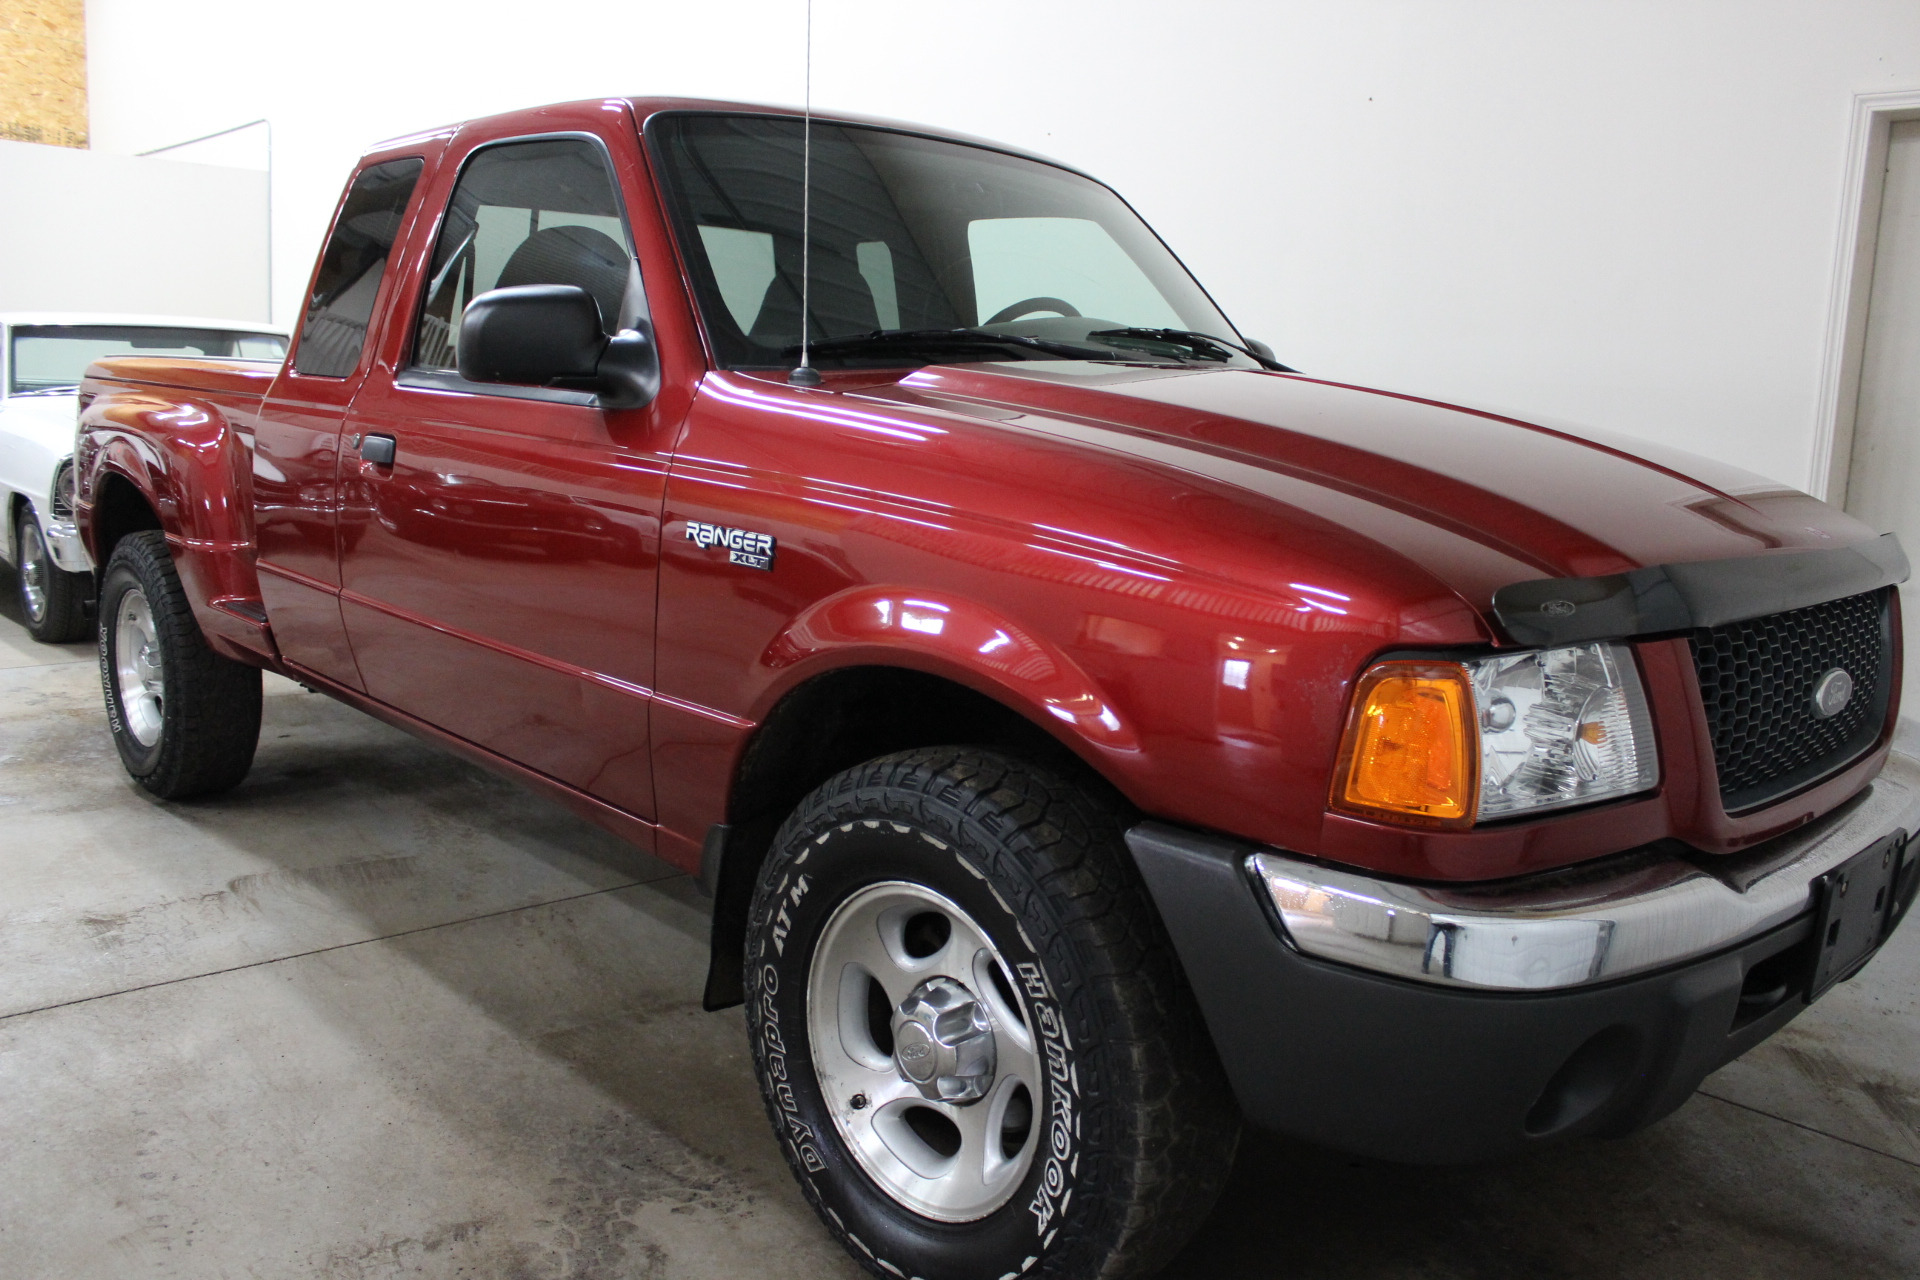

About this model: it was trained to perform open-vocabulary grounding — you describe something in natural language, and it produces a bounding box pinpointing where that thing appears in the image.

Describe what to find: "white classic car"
[0,314,287,641]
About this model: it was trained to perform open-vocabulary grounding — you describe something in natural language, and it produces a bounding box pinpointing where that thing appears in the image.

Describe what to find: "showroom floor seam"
[1695,1088,1920,1170]
[0,875,671,1023]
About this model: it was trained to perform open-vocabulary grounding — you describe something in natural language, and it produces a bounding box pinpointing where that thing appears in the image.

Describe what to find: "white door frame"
[1811,89,1920,507]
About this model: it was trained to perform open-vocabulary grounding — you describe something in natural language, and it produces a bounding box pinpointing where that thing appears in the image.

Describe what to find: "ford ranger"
[73,98,1920,1280]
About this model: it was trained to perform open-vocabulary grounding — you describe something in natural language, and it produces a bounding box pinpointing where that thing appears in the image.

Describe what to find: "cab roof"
[365,96,1079,177]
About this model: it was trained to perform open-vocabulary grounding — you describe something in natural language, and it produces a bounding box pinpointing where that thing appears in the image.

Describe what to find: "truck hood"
[863,362,1875,625]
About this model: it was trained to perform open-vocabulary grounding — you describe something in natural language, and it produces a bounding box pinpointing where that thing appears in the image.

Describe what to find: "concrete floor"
[0,567,1915,1280]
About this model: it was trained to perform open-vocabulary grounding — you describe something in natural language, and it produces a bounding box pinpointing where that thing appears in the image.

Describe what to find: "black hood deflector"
[1492,533,1909,646]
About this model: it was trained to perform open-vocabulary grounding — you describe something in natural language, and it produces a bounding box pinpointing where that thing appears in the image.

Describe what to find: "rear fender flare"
[78,391,269,660]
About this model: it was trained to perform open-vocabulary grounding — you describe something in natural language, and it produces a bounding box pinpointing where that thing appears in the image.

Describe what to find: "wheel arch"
[86,468,164,575]
[701,653,1139,1011]
[3,489,27,564]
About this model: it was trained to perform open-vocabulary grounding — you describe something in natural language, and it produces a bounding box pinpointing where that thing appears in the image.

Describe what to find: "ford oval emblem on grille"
[1811,668,1854,719]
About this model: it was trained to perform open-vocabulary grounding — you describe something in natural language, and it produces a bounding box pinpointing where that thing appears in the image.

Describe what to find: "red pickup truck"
[75,98,1920,1280]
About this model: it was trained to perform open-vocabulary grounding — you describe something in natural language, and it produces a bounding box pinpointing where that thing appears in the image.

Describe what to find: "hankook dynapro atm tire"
[744,747,1239,1280]
[98,530,261,798]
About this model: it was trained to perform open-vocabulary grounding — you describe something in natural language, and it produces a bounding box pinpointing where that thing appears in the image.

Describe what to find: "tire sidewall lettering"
[1021,965,1076,1241]
[754,954,828,1175]
[98,571,126,738]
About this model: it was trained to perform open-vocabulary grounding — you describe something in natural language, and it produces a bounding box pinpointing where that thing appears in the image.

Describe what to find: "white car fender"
[0,392,85,571]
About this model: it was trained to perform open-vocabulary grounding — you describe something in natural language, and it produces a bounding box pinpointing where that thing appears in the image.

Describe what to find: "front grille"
[1690,588,1892,814]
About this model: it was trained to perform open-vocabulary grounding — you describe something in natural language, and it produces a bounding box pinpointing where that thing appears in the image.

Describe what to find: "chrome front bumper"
[41,514,91,573]
[1248,751,1920,991]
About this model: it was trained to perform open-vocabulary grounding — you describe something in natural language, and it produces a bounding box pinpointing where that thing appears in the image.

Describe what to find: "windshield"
[649,113,1253,371]
[7,325,288,394]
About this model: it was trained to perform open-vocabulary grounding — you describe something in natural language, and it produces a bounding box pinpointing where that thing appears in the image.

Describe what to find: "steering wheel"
[985,296,1081,325]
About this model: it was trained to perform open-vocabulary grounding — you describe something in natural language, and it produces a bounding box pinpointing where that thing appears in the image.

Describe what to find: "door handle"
[359,434,397,467]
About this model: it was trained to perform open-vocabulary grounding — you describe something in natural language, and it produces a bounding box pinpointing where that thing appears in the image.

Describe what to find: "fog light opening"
[1731,943,1805,1031]
[1524,1026,1640,1138]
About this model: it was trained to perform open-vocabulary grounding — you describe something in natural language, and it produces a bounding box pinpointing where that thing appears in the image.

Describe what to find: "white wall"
[85,0,1920,492]
[0,139,268,318]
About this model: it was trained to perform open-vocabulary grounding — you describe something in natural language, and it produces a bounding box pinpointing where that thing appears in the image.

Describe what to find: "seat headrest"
[746,246,880,348]
[497,225,630,331]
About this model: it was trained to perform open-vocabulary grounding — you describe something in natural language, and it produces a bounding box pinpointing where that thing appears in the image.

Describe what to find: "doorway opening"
[1816,92,1920,731]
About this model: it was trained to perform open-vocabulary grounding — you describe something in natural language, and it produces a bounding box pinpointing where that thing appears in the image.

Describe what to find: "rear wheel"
[14,505,90,643]
[744,747,1239,1280]
[98,530,261,798]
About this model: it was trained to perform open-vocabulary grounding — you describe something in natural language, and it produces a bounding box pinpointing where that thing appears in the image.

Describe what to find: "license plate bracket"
[1808,830,1905,999]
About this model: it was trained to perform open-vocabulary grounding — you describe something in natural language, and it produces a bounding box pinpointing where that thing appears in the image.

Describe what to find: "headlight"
[1333,642,1658,826]
[1467,642,1658,818]
[51,460,77,519]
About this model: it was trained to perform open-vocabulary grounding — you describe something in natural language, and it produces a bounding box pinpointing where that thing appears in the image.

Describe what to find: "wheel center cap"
[892,975,997,1103]
[894,1022,939,1083]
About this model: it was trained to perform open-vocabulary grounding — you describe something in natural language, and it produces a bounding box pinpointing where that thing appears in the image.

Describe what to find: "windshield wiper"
[12,385,81,397]
[1086,328,1294,371]
[786,328,1134,366]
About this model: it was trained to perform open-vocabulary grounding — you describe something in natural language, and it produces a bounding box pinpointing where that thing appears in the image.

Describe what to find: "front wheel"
[745,748,1238,1280]
[98,530,261,798]
[14,505,90,643]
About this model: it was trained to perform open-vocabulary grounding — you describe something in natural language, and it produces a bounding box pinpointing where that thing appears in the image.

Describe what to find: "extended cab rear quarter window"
[295,158,426,378]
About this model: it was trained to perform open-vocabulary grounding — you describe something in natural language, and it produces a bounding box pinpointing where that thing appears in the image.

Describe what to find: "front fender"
[758,585,1141,755]
[0,400,80,567]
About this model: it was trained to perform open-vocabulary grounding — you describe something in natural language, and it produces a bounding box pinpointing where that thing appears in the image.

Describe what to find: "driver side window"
[413,138,638,371]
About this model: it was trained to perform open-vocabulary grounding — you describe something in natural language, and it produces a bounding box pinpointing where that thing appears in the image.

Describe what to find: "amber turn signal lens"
[1333,661,1478,826]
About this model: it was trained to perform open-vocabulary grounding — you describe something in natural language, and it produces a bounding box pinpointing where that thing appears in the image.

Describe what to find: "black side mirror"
[457,284,659,409]
[596,326,662,410]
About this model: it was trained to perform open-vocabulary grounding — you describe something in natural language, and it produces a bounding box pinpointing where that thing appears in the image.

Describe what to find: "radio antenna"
[788,0,822,387]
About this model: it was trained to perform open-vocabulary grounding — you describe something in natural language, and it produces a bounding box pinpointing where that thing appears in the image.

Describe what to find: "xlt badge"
[686,520,775,571]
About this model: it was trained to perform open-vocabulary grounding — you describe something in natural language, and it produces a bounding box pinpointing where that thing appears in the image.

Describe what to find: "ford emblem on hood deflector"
[1811,668,1855,719]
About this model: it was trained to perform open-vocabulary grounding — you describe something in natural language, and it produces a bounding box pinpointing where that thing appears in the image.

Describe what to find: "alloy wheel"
[806,880,1043,1222]
[113,587,165,746]
[18,518,49,624]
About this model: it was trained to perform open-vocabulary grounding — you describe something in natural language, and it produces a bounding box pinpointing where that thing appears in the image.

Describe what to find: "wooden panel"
[0,0,86,149]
